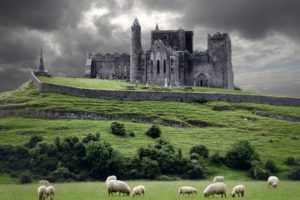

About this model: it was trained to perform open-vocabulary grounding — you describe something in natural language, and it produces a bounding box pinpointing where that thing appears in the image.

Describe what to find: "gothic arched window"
[157,60,160,73]
[150,60,153,73]
[163,59,166,73]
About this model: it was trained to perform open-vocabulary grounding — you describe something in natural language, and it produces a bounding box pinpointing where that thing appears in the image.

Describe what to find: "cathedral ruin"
[85,18,234,89]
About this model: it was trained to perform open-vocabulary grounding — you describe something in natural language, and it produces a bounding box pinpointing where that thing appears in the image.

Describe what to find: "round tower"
[130,17,142,83]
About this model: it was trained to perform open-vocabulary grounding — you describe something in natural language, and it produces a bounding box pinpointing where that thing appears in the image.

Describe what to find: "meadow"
[0,180,299,200]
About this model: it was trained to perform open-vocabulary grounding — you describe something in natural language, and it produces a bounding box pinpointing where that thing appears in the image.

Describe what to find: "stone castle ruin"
[85,18,234,89]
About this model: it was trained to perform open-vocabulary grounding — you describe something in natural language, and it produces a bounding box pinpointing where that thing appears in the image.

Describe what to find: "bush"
[19,173,32,184]
[128,131,135,137]
[110,122,126,136]
[25,135,43,148]
[47,167,78,182]
[185,160,206,179]
[265,160,278,173]
[225,140,260,170]
[146,125,161,138]
[287,167,300,180]
[284,157,299,166]
[82,133,100,143]
[249,161,270,180]
[210,153,224,165]
[190,144,209,158]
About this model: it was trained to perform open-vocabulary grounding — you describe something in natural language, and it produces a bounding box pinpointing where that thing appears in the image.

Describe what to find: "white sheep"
[107,180,131,196]
[203,182,227,198]
[105,175,117,187]
[268,176,279,188]
[37,185,47,200]
[39,180,50,186]
[132,185,145,197]
[46,186,55,200]
[178,186,198,195]
[231,184,245,198]
[213,176,225,182]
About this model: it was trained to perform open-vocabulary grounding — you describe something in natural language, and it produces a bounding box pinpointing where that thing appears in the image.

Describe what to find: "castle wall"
[91,53,130,80]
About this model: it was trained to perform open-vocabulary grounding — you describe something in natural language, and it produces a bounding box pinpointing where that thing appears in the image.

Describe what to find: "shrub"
[19,173,32,184]
[284,157,299,166]
[249,161,270,180]
[287,167,300,180]
[25,135,43,148]
[146,125,161,138]
[265,160,278,173]
[185,160,206,179]
[190,144,209,158]
[82,133,100,143]
[210,152,223,165]
[110,122,126,136]
[47,167,78,182]
[128,131,135,137]
[225,140,260,170]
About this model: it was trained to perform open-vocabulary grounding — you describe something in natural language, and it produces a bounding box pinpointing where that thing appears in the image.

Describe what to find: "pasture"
[0,180,299,200]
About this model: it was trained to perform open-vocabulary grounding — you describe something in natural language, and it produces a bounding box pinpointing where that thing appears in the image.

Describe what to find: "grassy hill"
[0,80,300,183]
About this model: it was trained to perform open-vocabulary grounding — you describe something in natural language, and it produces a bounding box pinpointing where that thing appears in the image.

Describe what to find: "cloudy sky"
[0,0,299,96]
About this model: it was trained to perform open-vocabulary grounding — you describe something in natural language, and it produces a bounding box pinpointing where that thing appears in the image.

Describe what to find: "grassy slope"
[1,181,300,200]
[38,76,258,94]
[0,82,300,182]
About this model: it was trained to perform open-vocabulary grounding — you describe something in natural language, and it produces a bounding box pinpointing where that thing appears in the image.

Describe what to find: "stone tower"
[34,48,48,76]
[130,17,143,83]
[208,33,234,89]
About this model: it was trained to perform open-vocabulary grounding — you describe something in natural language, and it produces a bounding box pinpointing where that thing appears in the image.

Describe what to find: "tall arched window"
[150,60,153,73]
[157,60,160,73]
[163,59,166,73]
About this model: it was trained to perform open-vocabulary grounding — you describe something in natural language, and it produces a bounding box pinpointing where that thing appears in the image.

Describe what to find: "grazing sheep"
[39,180,50,186]
[231,184,245,198]
[178,186,198,195]
[46,186,55,200]
[132,185,145,197]
[213,176,225,182]
[37,185,47,200]
[268,176,279,188]
[106,175,117,188]
[107,180,131,196]
[203,182,227,198]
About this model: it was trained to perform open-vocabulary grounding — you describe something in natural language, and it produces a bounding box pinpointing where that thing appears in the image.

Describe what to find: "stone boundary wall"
[31,72,300,107]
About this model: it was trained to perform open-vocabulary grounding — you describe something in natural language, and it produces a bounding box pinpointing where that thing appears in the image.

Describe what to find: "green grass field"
[37,76,259,95]
[0,82,300,182]
[1,180,299,200]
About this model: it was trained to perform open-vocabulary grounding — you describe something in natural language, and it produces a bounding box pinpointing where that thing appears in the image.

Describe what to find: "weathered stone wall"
[31,72,300,107]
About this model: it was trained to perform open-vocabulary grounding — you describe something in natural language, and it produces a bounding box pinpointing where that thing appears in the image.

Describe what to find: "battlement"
[208,32,229,41]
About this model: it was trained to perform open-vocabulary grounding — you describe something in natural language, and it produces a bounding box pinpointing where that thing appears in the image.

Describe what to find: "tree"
[190,144,209,158]
[110,122,126,136]
[225,140,260,170]
[146,125,161,138]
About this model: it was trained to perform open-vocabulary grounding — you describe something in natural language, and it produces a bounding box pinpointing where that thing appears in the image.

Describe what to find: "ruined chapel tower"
[130,17,143,83]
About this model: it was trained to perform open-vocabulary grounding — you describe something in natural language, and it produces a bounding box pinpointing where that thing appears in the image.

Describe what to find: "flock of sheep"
[36,175,280,199]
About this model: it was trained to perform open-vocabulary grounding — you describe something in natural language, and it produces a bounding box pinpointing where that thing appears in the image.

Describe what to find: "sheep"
[132,185,145,197]
[37,185,47,200]
[39,180,50,186]
[231,184,245,198]
[46,186,55,200]
[178,186,198,195]
[203,182,227,198]
[213,176,225,182]
[106,175,117,183]
[106,175,117,188]
[268,176,279,188]
[107,180,131,196]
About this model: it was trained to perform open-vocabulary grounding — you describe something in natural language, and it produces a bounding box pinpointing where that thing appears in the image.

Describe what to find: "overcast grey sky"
[0,0,299,96]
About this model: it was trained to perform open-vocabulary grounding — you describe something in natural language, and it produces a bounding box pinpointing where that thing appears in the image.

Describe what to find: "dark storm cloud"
[0,0,68,30]
[140,0,300,40]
